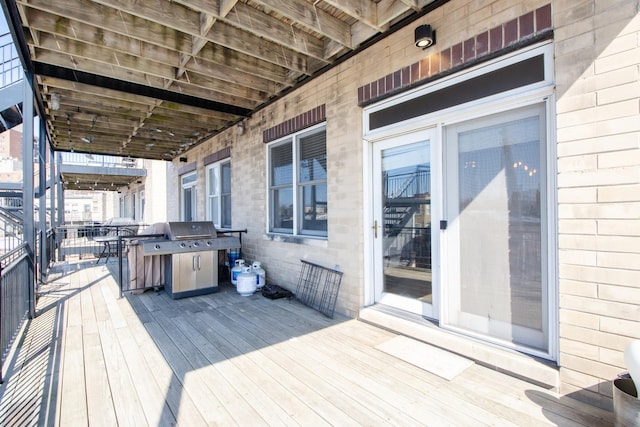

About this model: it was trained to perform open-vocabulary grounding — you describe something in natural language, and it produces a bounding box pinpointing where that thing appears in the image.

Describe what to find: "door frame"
[371,128,441,319]
[362,42,558,360]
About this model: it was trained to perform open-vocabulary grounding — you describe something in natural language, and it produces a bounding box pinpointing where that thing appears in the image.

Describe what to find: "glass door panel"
[444,104,547,353]
[373,130,436,318]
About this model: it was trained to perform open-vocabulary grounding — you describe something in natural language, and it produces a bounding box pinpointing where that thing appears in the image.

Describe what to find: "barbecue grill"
[140,221,241,299]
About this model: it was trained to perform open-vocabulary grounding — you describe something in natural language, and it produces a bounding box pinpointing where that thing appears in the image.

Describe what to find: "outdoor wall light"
[415,24,436,49]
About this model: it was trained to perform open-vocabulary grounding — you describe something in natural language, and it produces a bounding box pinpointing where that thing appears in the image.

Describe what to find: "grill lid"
[166,221,217,240]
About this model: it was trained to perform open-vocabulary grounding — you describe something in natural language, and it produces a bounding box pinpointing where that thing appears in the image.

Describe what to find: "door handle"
[372,220,378,239]
[192,255,197,271]
[197,255,201,271]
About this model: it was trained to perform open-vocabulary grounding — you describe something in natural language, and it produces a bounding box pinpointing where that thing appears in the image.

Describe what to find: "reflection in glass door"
[373,132,435,317]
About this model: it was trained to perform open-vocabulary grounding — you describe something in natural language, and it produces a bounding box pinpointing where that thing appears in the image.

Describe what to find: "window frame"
[206,159,232,228]
[267,123,327,238]
[180,171,197,221]
[139,190,145,222]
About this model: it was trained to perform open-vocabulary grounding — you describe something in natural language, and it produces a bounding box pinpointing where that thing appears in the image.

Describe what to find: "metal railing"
[56,223,142,261]
[0,244,32,383]
[57,152,143,169]
[384,166,430,199]
[384,226,432,269]
[0,206,24,257]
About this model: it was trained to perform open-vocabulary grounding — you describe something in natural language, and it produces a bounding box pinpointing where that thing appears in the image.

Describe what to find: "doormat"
[375,336,474,381]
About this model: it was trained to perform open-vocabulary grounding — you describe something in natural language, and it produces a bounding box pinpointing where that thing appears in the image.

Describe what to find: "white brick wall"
[555,0,640,409]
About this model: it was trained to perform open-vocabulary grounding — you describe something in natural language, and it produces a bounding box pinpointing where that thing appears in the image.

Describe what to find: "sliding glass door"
[443,103,548,352]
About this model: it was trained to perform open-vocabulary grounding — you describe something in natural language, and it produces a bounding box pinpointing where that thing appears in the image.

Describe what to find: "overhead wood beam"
[24,9,292,85]
[34,62,252,116]
[19,0,313,74]
[203,20,312,74]
[223,2,326,60]
[16,0,194,52]
[398,0,420,11]
[36,34,275,99]
[378,0,416,25]
[24,9,182,65]
[252,0,352,49]
[323,0,386,32]
[36,33,177,80]
[91,0,201,36]
[176,12,217,79]
[33,46,261,108]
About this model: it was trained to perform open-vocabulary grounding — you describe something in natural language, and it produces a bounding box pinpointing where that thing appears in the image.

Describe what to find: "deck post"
[56,152,65,261]
[22,71,36,319]
[38,117,48,283]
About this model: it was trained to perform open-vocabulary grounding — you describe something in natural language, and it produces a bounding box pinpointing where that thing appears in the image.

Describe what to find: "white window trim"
[206,159,231,228]
[180,171,197,221]
[266,122,327,239]
[139,190,145,223]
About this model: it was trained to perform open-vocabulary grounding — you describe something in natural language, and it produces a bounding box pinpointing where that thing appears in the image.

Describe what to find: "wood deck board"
[245,298,493,426]
[213,303,408,426]
[204,305,369,426]
[220,297,470,426]
[0,260,614,426]
[192,309,333,425]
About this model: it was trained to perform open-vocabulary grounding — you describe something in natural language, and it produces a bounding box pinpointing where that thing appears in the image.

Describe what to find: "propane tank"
[236,266,257,296]
[252,261,266,289]
[231,259,245,286]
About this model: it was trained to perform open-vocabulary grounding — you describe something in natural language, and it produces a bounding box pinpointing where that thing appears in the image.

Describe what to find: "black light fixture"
[415,24,436,49]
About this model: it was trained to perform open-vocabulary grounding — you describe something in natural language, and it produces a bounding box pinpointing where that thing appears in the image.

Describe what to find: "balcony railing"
[0,244,31,383]
[57,152,143,168]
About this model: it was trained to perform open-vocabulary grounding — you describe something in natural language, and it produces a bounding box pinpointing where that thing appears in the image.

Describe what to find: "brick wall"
[554,0,640,410]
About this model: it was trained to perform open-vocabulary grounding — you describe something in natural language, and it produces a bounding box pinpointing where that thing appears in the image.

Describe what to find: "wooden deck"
[0,259,613,426]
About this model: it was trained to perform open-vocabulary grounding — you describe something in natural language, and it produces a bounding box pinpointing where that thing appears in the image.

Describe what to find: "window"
[123,195,130,217]
[268,124,327,237]
[181,172,197,221]
[139,190,145,222]
[132,192,136,220]
[206,160,232,228]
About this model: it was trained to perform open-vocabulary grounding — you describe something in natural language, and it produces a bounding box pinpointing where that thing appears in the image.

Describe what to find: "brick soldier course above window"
[358,4,553,106]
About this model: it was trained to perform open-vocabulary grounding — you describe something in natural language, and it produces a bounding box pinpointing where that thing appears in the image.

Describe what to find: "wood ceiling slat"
[25,9,182,66]
[17,0,194,52]
[35,34,178,81]
[91,0,202,36]
[220,2,326,60]
[34,37,270,105]
[323,0,382,31]
[40,77,239,121]
[255,0,353,48]
[202,20,314,74]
